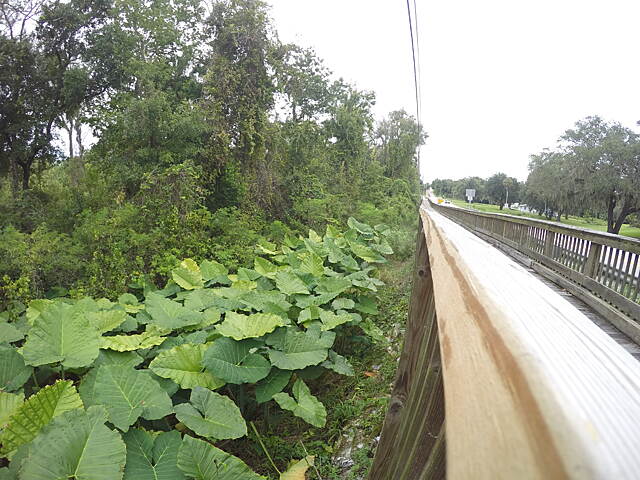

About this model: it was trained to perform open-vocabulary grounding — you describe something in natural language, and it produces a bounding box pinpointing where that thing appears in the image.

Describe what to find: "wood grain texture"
[422,204,640,479]
[368,223,445,480]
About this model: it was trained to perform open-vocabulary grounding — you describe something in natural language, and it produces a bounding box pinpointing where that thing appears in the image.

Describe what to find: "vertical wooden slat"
[630,254,640,302]
[543,231,556,258]
[608,248,621,288]
[613,251,629,294]
[577,239,587,273]
[589,244,605,282]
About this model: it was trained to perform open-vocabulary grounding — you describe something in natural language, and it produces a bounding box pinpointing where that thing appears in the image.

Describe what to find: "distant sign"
[465,189,476,201]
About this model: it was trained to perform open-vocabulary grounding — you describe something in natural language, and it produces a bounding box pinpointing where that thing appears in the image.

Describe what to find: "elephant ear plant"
[0,218,392,479]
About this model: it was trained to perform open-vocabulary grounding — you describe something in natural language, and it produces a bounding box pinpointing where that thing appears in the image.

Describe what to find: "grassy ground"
[448,199,640,239]
[231,257,413,479]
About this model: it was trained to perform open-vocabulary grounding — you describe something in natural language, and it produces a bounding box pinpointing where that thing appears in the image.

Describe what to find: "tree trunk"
[9,157,20,198]
[67,117,74,158]
[21,161,31,190]
[75,122,84,158]
[606,195,617,233]
[611,198,637,235]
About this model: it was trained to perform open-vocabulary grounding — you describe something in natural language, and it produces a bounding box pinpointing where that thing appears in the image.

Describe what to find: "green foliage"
[1,380,83,454]
[22,302,100,368]
[123,429,185,480]
[175,387,247,440]
[0,221,391,477]
[177,436,266,480]
[273,379,327,428]
[1,0,424,476]
[19,406,127,480]
[527,116,640,233]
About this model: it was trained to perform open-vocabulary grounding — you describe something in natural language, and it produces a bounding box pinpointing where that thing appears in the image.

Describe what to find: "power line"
[405,0,420,126]
[406,0,422,176]
[413,0,422,123]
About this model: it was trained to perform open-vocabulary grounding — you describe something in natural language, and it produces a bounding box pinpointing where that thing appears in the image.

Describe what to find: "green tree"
[0,0,113,192]
[561,116,640,233]
[201,0,276,210]
[375,109,425,185]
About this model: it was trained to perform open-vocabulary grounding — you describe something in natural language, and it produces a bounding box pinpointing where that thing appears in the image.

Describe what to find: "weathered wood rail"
[368,201,640,479]
[431,199,640,343]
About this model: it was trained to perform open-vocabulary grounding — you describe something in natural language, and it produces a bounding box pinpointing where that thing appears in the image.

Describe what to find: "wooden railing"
[368,202,640,479]
[430,199,640,342]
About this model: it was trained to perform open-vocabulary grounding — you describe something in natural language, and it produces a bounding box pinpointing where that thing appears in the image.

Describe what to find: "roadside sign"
[465,189,476,202]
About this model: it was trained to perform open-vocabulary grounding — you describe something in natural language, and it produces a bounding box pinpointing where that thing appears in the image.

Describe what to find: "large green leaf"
[331,298,355,311]
[183,289,221,311]
[100,328,167,352]
[267,327,335,370]
[216,312,284,340]
[321,350,354,376]
[0,392,23,429]
[239,291,291,313]
[118,293,144,314]
[22,302,100,368]
[294,293,340,309]
[94,350,144,368]
[0,323,24,344]
[254,257,277,279]
[280,456,315,480]
[1,380,83,454]
[85,309,127,334]
[273,379,326,427]
[0,347,31,392]
[348,241,385,263]
[298,253,324,277]
[200,260,229,284]
[25,300,53,325]
[315,277,351,295]
[123,429,185,480]
[297,306,320,324]
[175,387,246,440]
[84,366,173,431]
[149,344,224,390]
[319,310,352,331]
[145,294,202,330]
[172,259,204,290]
[372,237,394,255]
[347,217,374,236]
[177,436,265,480]
[19,406,126,480]
[203,338,271,384]
[275,272,309,295]
[255,369,292,404]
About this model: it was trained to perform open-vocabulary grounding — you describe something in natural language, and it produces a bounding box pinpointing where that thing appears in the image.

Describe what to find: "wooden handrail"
[438,202,640,254]
[429,198,640,339]
[369,204,640,479]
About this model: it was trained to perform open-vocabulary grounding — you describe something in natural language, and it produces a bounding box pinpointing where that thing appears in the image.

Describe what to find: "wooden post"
[585,242,603,279]
[543,231,556,258]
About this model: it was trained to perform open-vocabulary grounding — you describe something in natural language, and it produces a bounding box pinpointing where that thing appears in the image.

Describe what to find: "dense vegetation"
[431,116,640,234]
[0,0,424,478]
[0,0,424,308]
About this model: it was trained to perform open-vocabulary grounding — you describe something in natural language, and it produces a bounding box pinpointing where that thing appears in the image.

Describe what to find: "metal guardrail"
[429,198,640,336]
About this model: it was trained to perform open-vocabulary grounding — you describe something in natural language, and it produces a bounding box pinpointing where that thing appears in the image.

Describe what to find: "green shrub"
[0,219,390,478]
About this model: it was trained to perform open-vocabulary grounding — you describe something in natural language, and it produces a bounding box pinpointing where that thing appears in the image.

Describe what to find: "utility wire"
[405,0,420,126]
[412,0,423,122]
[406,0,422,176]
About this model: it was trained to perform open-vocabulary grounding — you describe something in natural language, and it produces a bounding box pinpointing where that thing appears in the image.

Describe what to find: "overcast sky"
[268,0,640,182]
